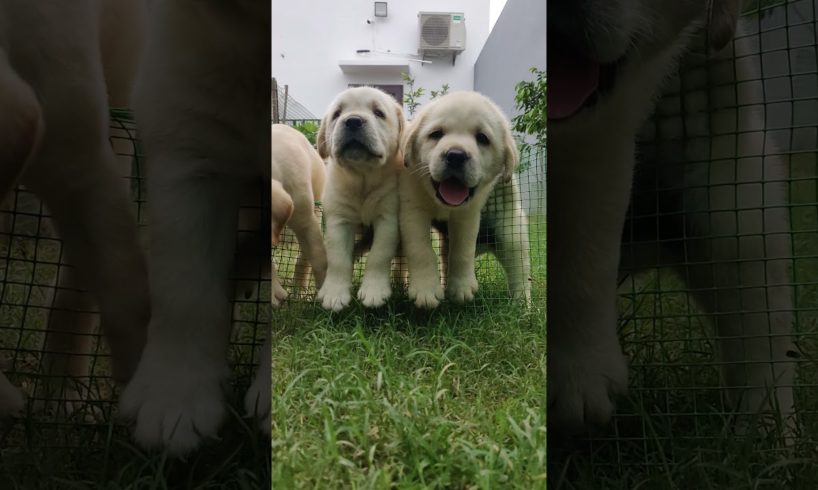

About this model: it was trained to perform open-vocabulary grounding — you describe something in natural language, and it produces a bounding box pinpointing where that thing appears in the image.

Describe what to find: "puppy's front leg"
[358,212,398,308]
[446,213,481,304]
[0,55,42,197]
[271,259,287,306]
[316,214,355,311]
[401,205,443,309]
[120,172,242,456]
[27,126,150,388]
[683,172,796,428]
[289,203,327,289]
[547,137,632,434]
[244,333,270,434]
[36,264,97,415]
[490,182,532,304]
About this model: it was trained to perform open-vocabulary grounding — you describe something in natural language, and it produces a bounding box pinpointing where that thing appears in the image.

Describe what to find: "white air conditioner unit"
[418,12,465,63]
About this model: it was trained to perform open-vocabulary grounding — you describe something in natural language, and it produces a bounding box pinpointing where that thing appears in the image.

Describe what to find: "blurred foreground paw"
[548,346,628,434]
[120,355,227,457]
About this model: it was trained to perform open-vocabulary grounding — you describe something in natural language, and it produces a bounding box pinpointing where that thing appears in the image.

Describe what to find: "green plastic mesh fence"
[0,110,270,469]
[553,1,818,486]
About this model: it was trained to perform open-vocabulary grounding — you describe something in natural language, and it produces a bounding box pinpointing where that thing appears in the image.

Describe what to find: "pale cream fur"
[549,0,796,437]
[315,87,405,311]
[270,123,328,305]
[0,0,149,419]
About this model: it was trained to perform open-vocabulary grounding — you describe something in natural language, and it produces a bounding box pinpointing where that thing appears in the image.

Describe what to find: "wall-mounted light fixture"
[374,2,388,18]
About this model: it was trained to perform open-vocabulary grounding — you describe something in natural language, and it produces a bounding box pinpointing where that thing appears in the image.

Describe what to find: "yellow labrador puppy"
[0,0,149,418]
[548,0,796,435]
[270,123,327,304]
[315,87,405,311]
[400,91,518,309]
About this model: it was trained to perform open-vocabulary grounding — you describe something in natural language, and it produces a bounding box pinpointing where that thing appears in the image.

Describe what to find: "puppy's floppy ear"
[316,110,331,159]
[270,180,294,246]
[394,103,405,139]
[500,120,519,183]
[707,0,742,51]
[401,110,425,168]
[392,102,406,164]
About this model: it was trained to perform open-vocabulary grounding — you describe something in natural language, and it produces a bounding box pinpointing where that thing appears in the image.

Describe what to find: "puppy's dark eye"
[476,132,490,145]
[373,108,386,119]
[429,129,444,140]
[332,109,342,120]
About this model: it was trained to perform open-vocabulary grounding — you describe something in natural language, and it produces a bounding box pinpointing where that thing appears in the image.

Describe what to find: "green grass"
[271,218,546,489]
[1,405,270,489]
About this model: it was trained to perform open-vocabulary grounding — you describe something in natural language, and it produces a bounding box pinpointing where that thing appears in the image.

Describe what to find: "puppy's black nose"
[445,148,469,166]
[345,116,364,130]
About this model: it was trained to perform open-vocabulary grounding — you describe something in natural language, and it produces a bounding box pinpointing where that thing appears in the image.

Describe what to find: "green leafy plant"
[401,72,425,117]
[292,120,320,145]
[430,83,450,100]
[402,73,451,116]
[512,67,546,157]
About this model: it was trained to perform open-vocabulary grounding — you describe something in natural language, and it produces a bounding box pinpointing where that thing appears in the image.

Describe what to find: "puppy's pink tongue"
[438,178,470,206]
[547,44,600,120]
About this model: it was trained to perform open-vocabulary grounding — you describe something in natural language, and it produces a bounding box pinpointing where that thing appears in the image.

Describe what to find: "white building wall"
[474,0,546,119]
[272,0,490,118]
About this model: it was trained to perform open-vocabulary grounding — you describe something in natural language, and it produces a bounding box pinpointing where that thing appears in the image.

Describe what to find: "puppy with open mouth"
[547,0,797,436]
[400,91,519,309]
[315,87,405,311]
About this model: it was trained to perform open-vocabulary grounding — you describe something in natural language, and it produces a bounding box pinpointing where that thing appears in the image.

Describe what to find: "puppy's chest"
[329,169,398,225]
[351,187,396,226]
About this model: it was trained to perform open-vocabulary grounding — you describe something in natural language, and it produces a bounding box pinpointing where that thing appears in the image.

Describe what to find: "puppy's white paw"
[548,345,628,434]
[511,283,532,307]
[446,273,479,304]
[120,355,227,456]
[408,280,444,309]
[316,278,352,311]
[244,369,271,435]
[0,375,25,419]
[358,276,391,308]
[272,277,288,307]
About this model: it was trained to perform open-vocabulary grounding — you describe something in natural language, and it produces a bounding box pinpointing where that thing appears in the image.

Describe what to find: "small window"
[348,84,404,105]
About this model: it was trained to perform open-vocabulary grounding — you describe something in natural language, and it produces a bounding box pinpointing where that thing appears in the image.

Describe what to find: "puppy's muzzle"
[432,148,475,207]
[547,17,623,120]
[336,115,381,162]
